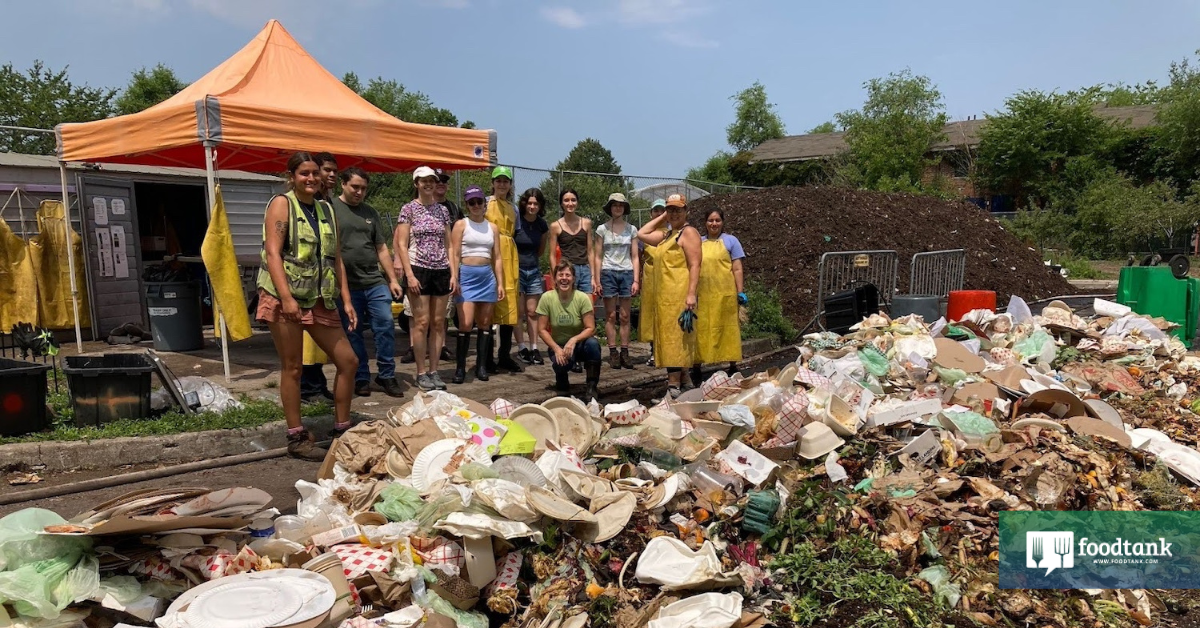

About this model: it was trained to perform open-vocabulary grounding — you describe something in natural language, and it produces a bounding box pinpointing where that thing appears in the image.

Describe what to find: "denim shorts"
[518,267,545,296]
[574,264,593,293]
[601,269,635,298]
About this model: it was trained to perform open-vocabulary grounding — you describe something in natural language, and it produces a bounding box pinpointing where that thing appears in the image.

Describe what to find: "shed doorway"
[134,182,214,325]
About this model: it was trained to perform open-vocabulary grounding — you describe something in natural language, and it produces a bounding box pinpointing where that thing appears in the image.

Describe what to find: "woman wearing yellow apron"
[691,208,746,387]
[637,194,701,399]
[484,166,525,373]
[637,199,668,367]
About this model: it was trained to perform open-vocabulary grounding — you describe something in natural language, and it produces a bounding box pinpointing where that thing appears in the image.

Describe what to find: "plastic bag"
[96,575,141,605]
[0,509,91,571]
[415,491,468,535]
[917,565,961,608]
[717,405,754,428]
[934,367,968,386]
[375,484,425,522]
[150,376,242,413]
[1014,329,1056,364]
[56,554,99,605]
[458,462,498,482]
[857,347,889,378]
[415,589,488,628]
[942,411,998,437]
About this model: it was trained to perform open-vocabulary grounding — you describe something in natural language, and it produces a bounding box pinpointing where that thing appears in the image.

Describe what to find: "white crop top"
[461,218,494,259]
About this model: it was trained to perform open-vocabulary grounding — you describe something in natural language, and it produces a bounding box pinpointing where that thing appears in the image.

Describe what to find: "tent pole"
[59,163,83,352]
[204,143,232,383]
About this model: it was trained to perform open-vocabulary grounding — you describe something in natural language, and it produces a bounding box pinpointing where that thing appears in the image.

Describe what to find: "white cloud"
[616,0,708,26]
[540,5,587,29]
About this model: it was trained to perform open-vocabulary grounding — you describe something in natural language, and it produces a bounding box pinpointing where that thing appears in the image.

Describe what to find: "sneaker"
[647,355,655,368]
[430,372,448,391]
[667,386,682,400]
[416,372,437,392]
[518,348,533,364]
[354,381,371,397]
[287,430,328,461]
[375,376,404,398]
[530,349,545,365]
[400,348,415,364]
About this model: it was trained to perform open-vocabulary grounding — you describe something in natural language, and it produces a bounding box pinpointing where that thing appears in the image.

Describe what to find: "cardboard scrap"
[933,337,985,373]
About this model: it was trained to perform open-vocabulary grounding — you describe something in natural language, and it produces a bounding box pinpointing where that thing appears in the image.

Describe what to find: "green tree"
[835,69,947,192]
[0,61,115,154]
[974,90,1112,208]
[116,64,187,115]
[726,81,786,152]
[538,138,629,221]
[686,151,736,186]
[808,121,837,134]
[1153,53,1200,189]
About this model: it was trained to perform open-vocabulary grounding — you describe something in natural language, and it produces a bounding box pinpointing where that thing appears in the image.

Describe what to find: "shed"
[0,152,281,339]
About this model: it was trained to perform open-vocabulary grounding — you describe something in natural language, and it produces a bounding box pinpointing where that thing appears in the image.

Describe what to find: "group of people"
[256,152,748,459]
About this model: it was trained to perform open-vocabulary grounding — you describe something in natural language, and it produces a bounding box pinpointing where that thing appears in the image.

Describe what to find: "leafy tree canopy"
[726,81,786,152]
[116,64,187,115]
[0,61,115,154]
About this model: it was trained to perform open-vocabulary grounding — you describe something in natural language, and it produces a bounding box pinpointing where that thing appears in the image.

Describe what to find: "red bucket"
[947,290,996,322]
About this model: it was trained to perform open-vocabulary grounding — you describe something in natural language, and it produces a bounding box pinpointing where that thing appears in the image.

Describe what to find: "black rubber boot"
[583,361,601,403]
[452,332,470,384]
[485,329,499,375]
[555,369,571,393]
[475,331,491,382]
[690,365,703,389]
[496,325,525,373]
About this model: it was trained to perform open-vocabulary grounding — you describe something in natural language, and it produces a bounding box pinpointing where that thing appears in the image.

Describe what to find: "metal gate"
[909,249,966,297]
[817,250,899,311]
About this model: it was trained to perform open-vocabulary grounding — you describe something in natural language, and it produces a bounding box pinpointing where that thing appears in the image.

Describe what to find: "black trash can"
[146,281,204,351]
[0,358,52,436]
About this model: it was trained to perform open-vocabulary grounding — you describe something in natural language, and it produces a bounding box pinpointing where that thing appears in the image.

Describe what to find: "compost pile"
[692,186,1076,325]
[10,299,1200,628]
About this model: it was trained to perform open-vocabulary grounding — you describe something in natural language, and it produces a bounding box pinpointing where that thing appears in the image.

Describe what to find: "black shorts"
[411,266,452,297]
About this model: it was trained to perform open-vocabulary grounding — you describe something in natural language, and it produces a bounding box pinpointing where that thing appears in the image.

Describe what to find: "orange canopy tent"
[53,19,495,370]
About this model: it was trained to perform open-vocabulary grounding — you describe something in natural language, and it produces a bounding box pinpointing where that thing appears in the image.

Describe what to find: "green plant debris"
[1133,463,1192,510]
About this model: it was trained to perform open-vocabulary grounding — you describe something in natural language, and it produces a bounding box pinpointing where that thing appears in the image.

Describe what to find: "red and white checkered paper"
[182,547,259,580]
[794,367,832,389]
[333,544,396,580]
[130,556,175,581]
[605,401,647,426]
[338,618,377,628]
[774,392,811,444]
[490,398,516,418]
[487,551,523,596]
[412,536,465,569]
[700,371,731,397]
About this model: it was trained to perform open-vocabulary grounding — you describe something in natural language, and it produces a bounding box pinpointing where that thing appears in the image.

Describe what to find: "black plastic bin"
[0,358,52,436]
[145,281,204,351]
[63,354,155,427]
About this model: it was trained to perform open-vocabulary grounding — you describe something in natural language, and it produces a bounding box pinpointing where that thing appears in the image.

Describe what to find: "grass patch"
[742,279,797,342]
[1046,253,1104,280]
[1,397,330,445]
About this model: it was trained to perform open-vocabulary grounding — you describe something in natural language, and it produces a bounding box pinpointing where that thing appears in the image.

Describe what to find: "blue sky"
[2,1,1198,178]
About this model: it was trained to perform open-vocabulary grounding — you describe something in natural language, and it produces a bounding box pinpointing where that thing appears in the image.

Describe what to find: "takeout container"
[797,422,845,460]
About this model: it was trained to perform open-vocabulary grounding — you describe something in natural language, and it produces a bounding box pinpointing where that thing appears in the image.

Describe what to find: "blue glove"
[737,292,748,305]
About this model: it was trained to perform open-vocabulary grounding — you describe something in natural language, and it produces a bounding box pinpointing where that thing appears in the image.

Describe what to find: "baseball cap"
[434,168,451,183]
[666,193,686,208]
[413,166,439,181]
[491,165,513,180]
[650,198,667,209]
[464,185,486,203]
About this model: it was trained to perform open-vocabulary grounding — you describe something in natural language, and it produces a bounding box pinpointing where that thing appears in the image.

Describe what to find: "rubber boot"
[485,329,499,375]
[689,365,703,389]
[452,332,470,384]
[555,369,571,393]
[583,361,602,403]
[496,325,525,373]
[475,331,491,382]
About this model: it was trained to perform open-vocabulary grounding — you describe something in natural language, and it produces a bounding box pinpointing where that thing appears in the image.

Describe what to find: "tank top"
[461,218,493,260]
[557,219,590,266]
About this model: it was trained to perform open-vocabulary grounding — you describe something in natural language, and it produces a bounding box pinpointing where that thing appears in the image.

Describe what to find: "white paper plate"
[549,407,595,452]
[168,570,334,627]
[491,456,548,488]
[543,397,596,444]
[186,580,303,628]
[410,438,470,494]
[509,404,560,453]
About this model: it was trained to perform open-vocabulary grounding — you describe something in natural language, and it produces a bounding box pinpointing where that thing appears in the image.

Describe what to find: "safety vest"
[257,191,339,309]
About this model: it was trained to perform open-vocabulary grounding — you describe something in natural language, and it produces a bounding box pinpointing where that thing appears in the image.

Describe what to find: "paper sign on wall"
[111,199,126,215]
[110,225,129,279]
[97,228,114,278]
[93,197,108,226]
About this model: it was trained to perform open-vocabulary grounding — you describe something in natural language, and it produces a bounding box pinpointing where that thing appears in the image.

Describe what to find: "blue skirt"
[460,263,498,303]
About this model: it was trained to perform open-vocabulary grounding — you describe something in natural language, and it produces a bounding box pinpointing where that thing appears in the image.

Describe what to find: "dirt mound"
[691,186,1075,327]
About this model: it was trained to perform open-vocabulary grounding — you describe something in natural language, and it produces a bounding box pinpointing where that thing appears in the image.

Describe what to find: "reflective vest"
[257,191,339,309]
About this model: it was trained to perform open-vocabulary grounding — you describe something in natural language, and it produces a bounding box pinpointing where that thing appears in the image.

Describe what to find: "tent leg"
[59,163,83,353]
[204,143,232,383]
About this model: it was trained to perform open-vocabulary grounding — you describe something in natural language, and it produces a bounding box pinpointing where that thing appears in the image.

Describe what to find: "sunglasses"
[467,199,485,206]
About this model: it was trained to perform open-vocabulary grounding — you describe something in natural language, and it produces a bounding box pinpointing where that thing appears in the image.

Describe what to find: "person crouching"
[537,260,601,401]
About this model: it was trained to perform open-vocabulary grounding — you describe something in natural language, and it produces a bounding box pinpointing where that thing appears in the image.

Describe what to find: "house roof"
[750,104,1159,164]
[0,151,282,182]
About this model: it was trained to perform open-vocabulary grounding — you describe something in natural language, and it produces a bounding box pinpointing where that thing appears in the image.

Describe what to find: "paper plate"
[579,492,637,543]
[549,407,595,452]
[525,485,597,523]
[491,456,548,488]
[509,404,560,453]
[386,448,409,479]
[410,438,470,494]
[543,397,597,444]
[186,580,303,628]
[167,570,334,628]
[776,364,799,392]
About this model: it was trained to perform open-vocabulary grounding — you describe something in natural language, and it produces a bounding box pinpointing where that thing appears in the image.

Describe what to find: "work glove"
[678,309,697,334]
[737,292,748,305]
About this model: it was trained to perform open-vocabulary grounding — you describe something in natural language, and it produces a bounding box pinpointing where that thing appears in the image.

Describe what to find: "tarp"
[200,186,252,342]
[56,20,495,173]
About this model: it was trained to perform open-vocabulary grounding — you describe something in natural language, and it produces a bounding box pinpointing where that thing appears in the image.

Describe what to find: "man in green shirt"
[537,261,602,401]
[333,167,404,398]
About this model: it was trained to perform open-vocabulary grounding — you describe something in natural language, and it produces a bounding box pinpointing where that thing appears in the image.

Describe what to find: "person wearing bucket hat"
[595,192,639,369]
[482,165,525,374]
[449,185,503,384]
[637,193,700,399]
[394,166,455,391]
[639,198,668,368]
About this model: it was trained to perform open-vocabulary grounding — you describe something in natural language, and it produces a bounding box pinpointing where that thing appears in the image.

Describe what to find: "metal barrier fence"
[909,249,966,298]
[817,250,899,316]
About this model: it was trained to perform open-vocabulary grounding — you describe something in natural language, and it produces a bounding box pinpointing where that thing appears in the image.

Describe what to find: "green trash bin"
[145,281,205,351]
[1116,266,1200,343]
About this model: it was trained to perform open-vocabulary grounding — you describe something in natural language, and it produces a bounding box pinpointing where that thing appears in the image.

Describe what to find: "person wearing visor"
[394,166,454,392]
[449,185,503,384]
[638,198,668,368]
[636,193,700,399]
[483,165,525,373]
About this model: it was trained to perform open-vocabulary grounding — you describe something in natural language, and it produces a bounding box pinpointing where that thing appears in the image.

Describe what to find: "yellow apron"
[652,230,697,369]
[695,239,742,364]
[638,227,668,343]
[485,197,519,326]
[303,331,328,365]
